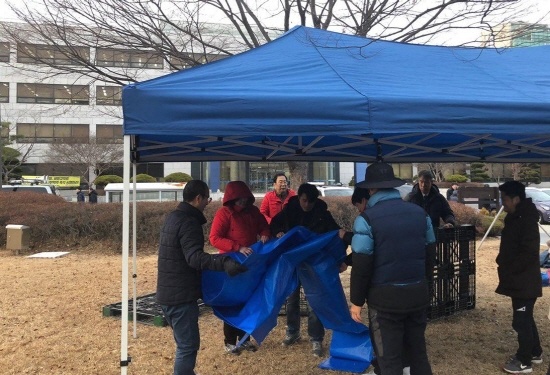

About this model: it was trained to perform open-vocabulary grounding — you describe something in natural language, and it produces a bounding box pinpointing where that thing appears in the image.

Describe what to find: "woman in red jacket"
[209,180,270,355]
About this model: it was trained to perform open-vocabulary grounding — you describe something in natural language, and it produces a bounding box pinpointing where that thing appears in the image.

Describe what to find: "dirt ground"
[1,238,550,375]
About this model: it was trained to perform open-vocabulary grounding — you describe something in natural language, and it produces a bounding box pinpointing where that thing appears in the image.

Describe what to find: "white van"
[1,184,58,195]
[104,182,186,203]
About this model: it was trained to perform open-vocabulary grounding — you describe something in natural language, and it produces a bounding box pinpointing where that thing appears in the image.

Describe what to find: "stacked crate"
[428,225,476,320]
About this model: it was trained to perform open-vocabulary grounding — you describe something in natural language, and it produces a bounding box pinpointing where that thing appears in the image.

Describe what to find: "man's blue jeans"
[161,302,200,375]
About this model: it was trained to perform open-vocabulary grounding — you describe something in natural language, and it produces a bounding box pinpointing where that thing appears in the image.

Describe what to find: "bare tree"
[0,0,536,86]
[1,120,35,182]
[45,136,123,184]
[0,0,539,185]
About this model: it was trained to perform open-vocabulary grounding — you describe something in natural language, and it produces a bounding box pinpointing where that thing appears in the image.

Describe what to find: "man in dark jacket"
[271,182,351,357]
[406,170,456,229]
[157,180,247,375]
[498,181,543,374]
[88,187,98,204]
[350,162,435,375]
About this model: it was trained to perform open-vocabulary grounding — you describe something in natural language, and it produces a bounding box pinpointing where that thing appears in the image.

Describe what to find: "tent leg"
[121,135,131,374]
[132,162,138,339]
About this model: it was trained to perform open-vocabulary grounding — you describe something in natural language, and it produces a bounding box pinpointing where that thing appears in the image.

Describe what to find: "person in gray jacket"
[156,180,247,375]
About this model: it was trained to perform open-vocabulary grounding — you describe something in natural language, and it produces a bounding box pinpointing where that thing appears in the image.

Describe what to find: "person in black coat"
[497,181,543,374]
[88,187,98,204]
[156,180,247,375]
[406,170,456,229]
[270,183,351,357]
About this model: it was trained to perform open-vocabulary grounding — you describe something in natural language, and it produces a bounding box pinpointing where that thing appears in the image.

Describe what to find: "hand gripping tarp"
[202,226,374,372]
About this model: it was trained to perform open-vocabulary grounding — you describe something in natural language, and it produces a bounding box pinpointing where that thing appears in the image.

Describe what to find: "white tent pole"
[120,135,131,375]
[132,162,138,338]
[478,205,505,251]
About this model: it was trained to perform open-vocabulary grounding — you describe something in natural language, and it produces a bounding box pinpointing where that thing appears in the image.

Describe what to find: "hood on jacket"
[222,181,255,206]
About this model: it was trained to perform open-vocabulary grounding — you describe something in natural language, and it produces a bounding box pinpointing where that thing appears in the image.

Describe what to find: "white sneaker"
[403,366,411,375]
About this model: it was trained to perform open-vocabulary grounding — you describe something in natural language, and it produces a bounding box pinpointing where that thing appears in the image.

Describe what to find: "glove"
[223,258,248,277]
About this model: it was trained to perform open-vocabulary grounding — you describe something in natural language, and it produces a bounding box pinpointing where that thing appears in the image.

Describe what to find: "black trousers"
[223,322,249,345]
[511,297,542,366]
[368,307,432,375]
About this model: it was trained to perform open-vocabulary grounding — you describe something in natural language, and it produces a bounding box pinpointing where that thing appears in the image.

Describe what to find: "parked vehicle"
[395,183,413,200]
[1,184,58,195]
[316,185,353,197]
[104,182,186,202]
[525,187,550,224]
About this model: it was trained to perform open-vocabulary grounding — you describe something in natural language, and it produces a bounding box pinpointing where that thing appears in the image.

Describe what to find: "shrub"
[449,202,478,226]
[475,214,505,237]
[165,172,193,182]
[94,175,123,187]
[132,174,156,183]
[446,174,468,183]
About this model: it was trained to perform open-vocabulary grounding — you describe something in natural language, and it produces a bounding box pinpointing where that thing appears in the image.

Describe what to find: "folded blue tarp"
[202,226,374,372]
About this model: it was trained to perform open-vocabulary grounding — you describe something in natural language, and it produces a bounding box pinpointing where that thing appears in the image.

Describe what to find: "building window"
[0,42,9,63]
[96,124,123,143]
[17,83,89,105]
[0,82,8,103]
[17,123,89,143]
[96,48,163,69]
[17,43,90,65]
[96,86,122,106]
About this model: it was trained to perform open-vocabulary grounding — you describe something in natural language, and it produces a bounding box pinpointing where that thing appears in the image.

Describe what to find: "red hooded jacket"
[210,181,270,253]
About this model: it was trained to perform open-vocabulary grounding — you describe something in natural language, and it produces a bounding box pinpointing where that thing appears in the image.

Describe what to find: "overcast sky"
[0,0,549,46]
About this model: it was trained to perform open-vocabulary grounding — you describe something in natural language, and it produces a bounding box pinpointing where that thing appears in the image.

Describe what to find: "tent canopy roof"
[122,26,550,163]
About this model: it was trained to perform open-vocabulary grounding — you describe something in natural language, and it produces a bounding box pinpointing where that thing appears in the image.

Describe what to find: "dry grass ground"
[1,238,550,375]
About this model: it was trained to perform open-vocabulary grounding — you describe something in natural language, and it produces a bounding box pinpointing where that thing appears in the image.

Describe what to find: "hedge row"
[0,192,501,253]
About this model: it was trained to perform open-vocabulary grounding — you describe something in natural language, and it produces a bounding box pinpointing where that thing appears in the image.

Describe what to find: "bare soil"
[1,238,550,375]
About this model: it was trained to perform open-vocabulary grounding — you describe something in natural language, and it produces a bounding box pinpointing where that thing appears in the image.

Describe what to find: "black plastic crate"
[279,287,310,316]
[428,226,476,320]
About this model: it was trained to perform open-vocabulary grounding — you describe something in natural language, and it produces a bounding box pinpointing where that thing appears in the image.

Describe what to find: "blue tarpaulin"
[202,226,374,372]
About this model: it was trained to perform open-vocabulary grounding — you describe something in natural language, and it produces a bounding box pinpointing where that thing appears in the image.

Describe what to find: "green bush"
[94,175,123,187]
[475,214,505,237]
[165,172,193,182]
[446,174,468,183]
[132,174,156,183]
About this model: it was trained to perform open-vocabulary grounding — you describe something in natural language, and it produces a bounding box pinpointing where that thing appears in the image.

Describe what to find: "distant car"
[1,184,58,195]
[525,187,550,224]
[395,183,413,200]
[316,186,353,197]
[539,188,550,198]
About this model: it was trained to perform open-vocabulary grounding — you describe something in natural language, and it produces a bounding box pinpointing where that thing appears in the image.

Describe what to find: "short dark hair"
[273,172,288,183]
[297,183,320,202]
[182,180,209,202]
[418,170,433,180]
[499,181,526,201]
[351,187,370,204]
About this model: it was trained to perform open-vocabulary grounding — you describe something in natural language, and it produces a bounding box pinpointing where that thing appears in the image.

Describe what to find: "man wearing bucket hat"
[349,162,436,375]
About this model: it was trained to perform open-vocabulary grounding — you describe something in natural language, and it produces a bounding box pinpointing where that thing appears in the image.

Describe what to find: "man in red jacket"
[260,172,296,224]
[498,181,543,374]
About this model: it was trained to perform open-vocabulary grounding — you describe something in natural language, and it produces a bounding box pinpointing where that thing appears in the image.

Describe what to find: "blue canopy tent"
[118,26,550,374]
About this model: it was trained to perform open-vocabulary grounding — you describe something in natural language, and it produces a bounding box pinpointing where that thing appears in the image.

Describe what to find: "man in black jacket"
[271,182,351,357]
[498,181,543,374]
[157,180,247,375]
[406,170,456,229]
